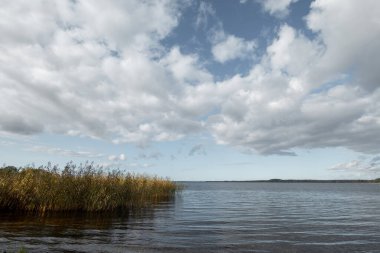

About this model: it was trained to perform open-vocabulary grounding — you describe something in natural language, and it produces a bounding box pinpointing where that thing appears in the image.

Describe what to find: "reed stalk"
[0,162,179,214]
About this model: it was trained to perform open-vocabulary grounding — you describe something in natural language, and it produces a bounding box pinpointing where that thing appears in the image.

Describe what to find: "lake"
[1,182,380,253]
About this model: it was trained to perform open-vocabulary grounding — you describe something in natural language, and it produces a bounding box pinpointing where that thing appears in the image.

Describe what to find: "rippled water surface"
[1,182,380,252]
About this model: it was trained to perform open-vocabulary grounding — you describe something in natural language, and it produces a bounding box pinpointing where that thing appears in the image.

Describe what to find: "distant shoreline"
[203,179,380,183]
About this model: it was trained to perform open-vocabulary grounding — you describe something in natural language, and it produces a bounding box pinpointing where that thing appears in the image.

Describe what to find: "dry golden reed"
[0,162,179,213]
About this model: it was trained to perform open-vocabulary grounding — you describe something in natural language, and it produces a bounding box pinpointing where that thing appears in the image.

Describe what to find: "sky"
[1,0,380,181]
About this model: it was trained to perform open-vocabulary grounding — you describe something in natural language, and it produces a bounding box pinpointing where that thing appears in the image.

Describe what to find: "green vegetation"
[375,178,380,183]
[0,162,179,214]
[18,247,27,253]
[1,247,27,253]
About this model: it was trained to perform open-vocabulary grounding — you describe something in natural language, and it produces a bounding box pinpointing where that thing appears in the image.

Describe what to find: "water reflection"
[1,183,380,253]
[1,200,176,253]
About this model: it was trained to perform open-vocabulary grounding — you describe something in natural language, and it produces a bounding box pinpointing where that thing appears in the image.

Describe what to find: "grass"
[0,162,179,214]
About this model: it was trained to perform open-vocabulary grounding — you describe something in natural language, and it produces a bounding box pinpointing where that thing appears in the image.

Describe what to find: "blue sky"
[1,0,380,180]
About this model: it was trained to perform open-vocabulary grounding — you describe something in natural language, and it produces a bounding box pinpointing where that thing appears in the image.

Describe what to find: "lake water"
[1,182,380,253]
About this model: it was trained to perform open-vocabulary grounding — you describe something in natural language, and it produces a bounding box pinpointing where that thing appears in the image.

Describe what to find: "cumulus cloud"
[209,0,380,155]
[195,1,256,66]
[0,0,210,146]
[0,115,43,135]
[1,0,380,158]
[206,9,256,64]
[212,35,256,63]
[161,46,213,84]
[306,0,380,92]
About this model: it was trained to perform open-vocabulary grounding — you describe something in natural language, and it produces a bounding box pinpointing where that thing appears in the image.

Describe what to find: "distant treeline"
[0,162,179,214]
[209,178,380,183]
[266,179,380,183]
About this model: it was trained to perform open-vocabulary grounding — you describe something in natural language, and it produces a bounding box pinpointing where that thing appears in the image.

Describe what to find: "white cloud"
[306,0,380,91]
[209,0,380,155]
[266,25,320,76]
[119,154,126,161]
[195,2,216,30]
[108,155,117,161]
[212,35,256,63]
[1,0,380,158]
[257,0,298,18]
[28,145,104,159]
[126,163,155,169]
[108,153,126,161]
[330,160,361,171]
[161,46,213,84]
[0,0,210,146]
[330,156,380,177]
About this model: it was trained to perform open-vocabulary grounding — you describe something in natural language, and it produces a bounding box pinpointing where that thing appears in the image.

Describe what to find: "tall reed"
[0,162,179,214]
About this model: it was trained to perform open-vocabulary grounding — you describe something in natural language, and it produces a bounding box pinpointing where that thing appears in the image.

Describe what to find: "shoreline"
[203,179,380,183]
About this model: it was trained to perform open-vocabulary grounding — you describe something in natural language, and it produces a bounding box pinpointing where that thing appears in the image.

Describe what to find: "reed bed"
[0,162,179,214]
